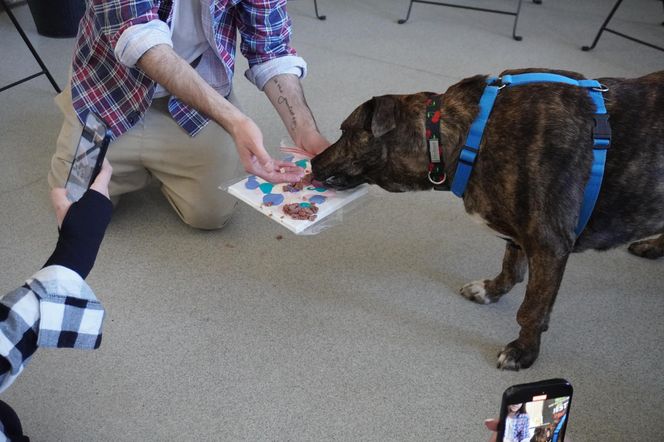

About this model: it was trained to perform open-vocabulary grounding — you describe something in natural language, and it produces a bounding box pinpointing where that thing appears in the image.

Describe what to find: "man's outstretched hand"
[232,116,305,183]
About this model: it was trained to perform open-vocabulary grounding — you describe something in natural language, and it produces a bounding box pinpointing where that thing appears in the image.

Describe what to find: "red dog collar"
[425,95,448,190]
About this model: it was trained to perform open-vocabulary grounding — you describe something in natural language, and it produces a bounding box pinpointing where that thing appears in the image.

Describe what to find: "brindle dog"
[311,69,664,370]
[530,424,553,442]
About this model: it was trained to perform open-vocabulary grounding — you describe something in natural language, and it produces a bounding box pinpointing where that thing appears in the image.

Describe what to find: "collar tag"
[429,139,440,162]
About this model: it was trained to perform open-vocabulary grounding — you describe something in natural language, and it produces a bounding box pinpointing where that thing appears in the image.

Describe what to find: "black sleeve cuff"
[43,189,113,279]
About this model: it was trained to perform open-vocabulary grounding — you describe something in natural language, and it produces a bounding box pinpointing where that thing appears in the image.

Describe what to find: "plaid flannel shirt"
[0,266,105,394]
[71,0,299,138]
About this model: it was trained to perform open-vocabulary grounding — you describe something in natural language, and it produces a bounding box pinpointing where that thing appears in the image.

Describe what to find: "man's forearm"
[137,44,246,135]
[263,74,320,145]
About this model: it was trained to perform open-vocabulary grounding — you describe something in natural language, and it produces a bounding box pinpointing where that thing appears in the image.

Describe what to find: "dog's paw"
[628,239,664,260]
[460,280,495,304]
[497,341,539,371]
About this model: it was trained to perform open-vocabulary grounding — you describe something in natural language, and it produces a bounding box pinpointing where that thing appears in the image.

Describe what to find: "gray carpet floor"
[1,0,663,440]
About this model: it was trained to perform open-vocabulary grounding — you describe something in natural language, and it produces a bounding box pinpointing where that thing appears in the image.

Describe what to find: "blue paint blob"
[283,155,294,162]
[263,193,284,206]
[245,176,259,190]
[309,195,326,204]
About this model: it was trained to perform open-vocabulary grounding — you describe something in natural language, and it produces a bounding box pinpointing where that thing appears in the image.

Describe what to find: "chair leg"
[0,0,61,93]
[314,0,326,20]
[512,0,524,41]
[582,0,623,51]
[582,0,663,52]
[398,0,415,24]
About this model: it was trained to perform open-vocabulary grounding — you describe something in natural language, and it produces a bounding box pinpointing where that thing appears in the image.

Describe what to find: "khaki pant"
[49,82,242,230]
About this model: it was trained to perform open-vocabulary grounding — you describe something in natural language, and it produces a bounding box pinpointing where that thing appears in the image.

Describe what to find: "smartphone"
[497,378,573,442]
[65,111,111,202]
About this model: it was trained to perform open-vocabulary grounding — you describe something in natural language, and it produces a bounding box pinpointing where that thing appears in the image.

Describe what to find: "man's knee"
[48,154,70,189]
[164,189,238,230]
[183,202,238,230]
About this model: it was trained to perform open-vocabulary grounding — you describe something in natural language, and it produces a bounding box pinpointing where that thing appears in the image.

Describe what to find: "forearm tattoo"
[273,77,298,131]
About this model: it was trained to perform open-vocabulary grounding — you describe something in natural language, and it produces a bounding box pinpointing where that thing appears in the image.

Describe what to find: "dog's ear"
[340,100,373,131]
[340,96,397,137]
[370,95,397,138]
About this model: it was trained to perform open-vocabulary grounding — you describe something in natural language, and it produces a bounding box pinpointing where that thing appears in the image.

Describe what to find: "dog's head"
[530,424,553,442]
[311,94,434,192]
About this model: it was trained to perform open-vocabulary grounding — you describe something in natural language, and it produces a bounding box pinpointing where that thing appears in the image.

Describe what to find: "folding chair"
[582,0,664,52]
[0,0,61,93]
[397,0,542,41]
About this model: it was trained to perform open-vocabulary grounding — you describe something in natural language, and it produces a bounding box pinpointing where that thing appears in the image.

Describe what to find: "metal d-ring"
[592,83,610,92]
[491,77,507,90]
[428,172,447,185]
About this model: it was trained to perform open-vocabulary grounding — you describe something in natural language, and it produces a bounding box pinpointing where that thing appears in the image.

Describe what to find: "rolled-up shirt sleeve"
[114,19,172,68]
[236,0,306,90]
[245,55,307,91]
[0,266,105,394]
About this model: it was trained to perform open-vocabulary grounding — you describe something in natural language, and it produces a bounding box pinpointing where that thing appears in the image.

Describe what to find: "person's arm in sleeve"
[135,44,304,183]
[238,0,330,155]
[0,161,113,393]
[92,0,165,57]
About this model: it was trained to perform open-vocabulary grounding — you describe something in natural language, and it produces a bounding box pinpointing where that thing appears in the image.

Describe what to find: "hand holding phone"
[65,112,111,202]
[496,379,573,442]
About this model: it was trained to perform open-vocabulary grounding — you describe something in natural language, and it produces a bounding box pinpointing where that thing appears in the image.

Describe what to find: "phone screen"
[65,112,109,202]
[499,379,572,442]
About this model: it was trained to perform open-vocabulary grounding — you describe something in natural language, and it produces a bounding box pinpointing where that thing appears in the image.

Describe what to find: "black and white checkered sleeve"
[27,266,105,349]
[0,265,105,393]
[0,284,39,394]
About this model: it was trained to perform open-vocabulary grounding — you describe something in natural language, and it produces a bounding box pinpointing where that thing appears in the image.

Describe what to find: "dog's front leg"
[460,241,527,304]
[497,250,570,370]
[628,234,664,259]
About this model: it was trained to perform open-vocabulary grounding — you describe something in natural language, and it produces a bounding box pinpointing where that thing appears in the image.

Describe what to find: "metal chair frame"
[397,0,542,41]
[0,0,60,93]
[582,0,663,52]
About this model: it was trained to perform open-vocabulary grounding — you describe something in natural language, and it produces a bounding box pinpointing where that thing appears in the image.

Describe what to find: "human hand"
[485,418,498,442]
[296,130,331,156]
[51,159,112,228]
[232,116,305,183]
[45,159,113,279]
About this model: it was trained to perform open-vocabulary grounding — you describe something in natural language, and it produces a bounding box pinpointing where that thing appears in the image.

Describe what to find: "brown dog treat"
[282,173,315,192]
[283,202,319,221]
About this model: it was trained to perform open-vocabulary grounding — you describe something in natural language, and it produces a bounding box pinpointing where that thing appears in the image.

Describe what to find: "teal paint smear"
[259,183,275,194]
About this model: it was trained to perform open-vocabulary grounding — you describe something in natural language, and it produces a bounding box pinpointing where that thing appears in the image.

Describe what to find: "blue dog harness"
[447,73,611,237]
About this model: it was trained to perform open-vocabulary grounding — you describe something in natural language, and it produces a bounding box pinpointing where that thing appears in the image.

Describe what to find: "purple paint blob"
[245,176,259,190]
[309,195,326,204]
[263,193,284,206]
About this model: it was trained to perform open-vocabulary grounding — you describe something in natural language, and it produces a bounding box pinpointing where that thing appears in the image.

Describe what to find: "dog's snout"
[321,175,347,189]
[323,175,337,185]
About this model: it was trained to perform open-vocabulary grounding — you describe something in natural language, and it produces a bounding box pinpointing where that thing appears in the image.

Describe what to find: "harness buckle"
[592,83,609,93]
[592,114,611,148]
